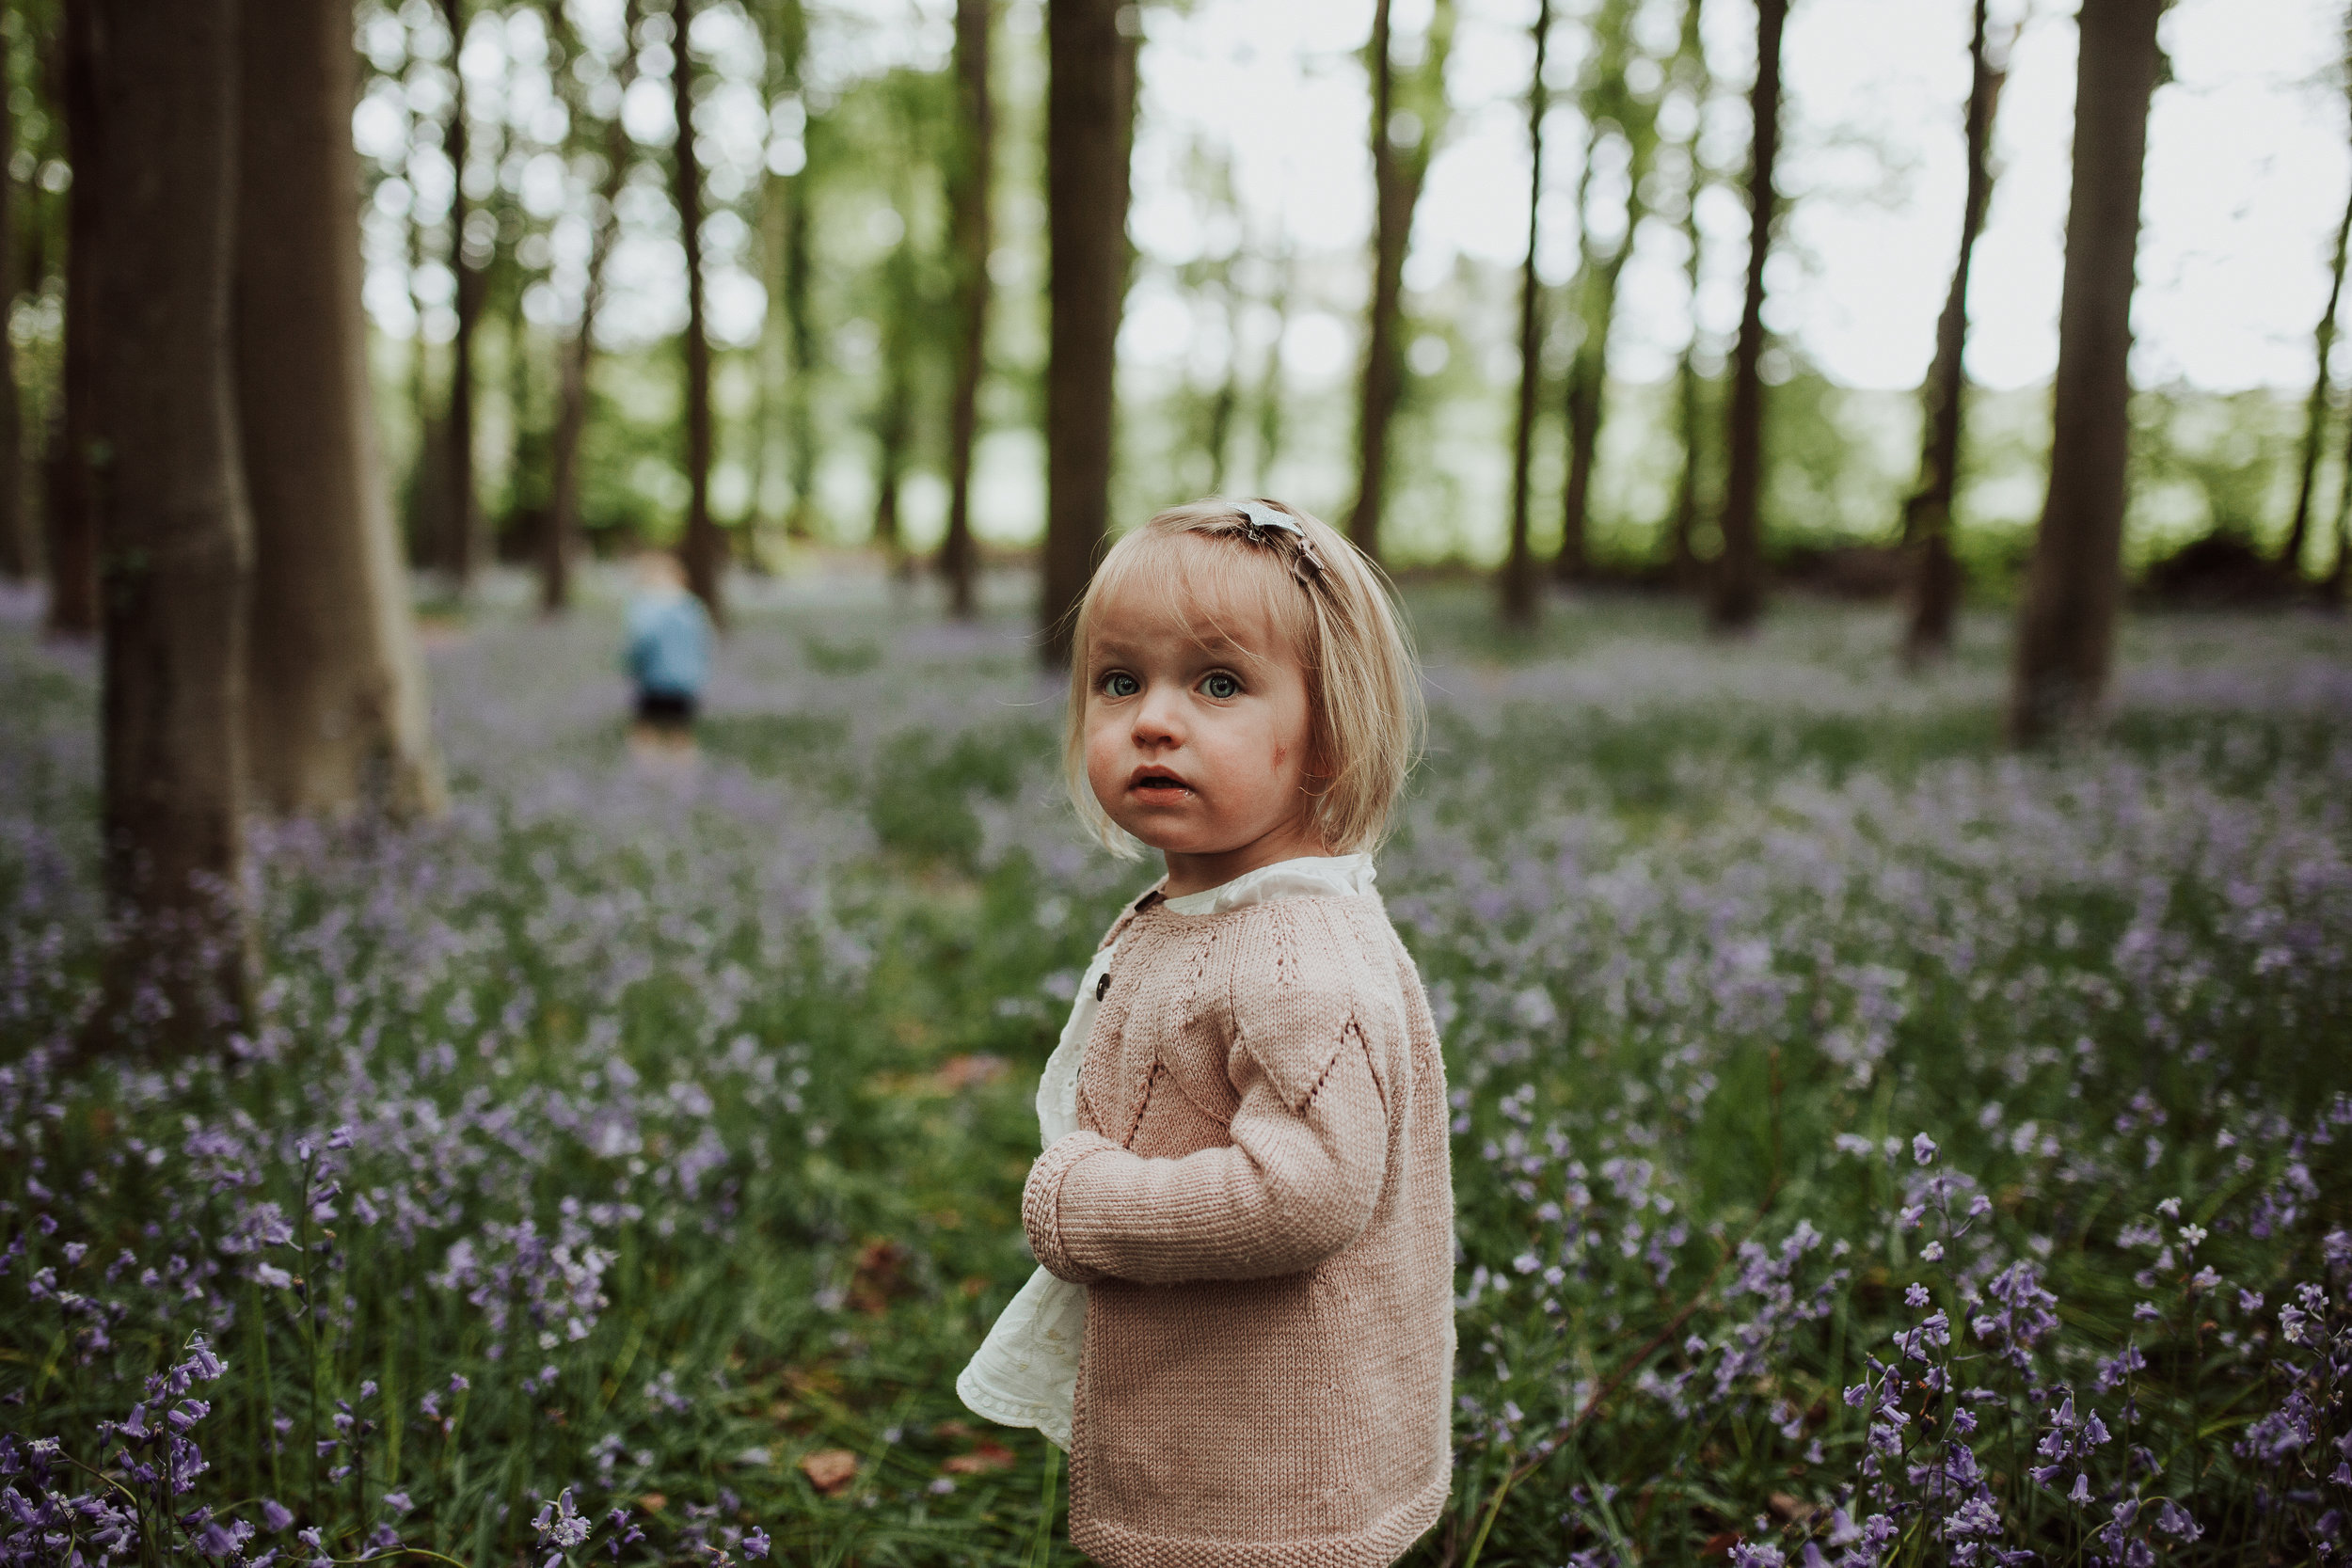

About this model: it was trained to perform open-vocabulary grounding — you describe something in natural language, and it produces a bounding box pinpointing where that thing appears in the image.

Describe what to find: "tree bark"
[235,0,444,819]
[1347,1,1452,563]
[1557,0,1661,584]
[940,0,992,615]
[1039,0,1136,664]
[1349,0,1404,564]
[440,0,483,588]
[1252,247,1293,484]
[1666,0,1708,589]
[2284,134,2352,578]
[45,0,100,638]
[672,0,723,620]
[1498,0,1549,627]
[2008,0,2165,744]
[89,0,255,1048]
[0,16,24,584]
[1708,0,1785,631]
[545,0,642,614]
[1901,0,2003,663]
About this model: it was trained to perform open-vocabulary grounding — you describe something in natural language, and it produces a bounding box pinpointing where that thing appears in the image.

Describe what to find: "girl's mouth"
[1130,768,1192,797]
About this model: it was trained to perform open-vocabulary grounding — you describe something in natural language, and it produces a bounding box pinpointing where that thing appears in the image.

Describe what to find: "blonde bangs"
[1062,499,1424,860]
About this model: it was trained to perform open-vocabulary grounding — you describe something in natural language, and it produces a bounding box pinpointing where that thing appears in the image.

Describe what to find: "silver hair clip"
[1235,500,1327,586]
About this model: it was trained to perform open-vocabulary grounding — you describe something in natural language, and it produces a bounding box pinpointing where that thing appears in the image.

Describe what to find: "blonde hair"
[1062,498,1424,859]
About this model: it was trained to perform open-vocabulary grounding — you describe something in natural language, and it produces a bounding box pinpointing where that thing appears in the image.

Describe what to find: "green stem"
[1027,1441,1061,1568]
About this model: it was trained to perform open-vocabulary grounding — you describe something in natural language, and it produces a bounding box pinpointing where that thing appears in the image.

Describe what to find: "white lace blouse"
[953,853,1381,1448]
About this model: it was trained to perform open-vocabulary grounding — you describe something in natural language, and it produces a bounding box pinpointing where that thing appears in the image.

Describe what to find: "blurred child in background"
[624,550,712,764]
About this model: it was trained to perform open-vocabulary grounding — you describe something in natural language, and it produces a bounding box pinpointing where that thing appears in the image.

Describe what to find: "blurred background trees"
[8,0,2352,1033]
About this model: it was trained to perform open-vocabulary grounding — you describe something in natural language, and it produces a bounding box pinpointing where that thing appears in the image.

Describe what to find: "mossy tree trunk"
[940,0,993,615]
[1498,0,1549,627]
[237,0,445,819]
[1038,0,1136,664]
[2008,0,2166,743]
[673,0,723,623]
[1708,0,1787,632]
[1901,0,2006,663]
[89,0,256,1049]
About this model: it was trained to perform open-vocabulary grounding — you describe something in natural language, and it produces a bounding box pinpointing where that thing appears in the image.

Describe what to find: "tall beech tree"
[756,0,821,539]
[940,0,993,615]
[2009,0,2166,743]
[0,16,23,585]
[45,0,99,638]
[1664,0,1710,585]
[1709,0,1787,631]
[544,0,644,614]
[89,0,255,1045]
[1039,0,1136,663]
[1556,0,1665,582]
[673,0,723,622]
[237,0,444,818]
[1498,0,1549,626]
[1901,0,2006,661]
[2284,21,2352,582]
[438,0,485,587]
[1347,0,1452,563]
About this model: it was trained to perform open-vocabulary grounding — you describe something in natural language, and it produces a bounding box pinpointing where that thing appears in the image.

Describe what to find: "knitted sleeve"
[1022,938,1399,1285]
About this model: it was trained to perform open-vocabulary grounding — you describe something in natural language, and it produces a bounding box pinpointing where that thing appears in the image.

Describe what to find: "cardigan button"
[1095,972,1111,1001]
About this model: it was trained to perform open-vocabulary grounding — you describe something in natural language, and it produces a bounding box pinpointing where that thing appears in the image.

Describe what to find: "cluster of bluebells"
[4,586,2351,1564]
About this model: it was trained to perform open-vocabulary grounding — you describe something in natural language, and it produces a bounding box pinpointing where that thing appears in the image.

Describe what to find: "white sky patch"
[358,0,2352,399]
[1132,0,2352,394]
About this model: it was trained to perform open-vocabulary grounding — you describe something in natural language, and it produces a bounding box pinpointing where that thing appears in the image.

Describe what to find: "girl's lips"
[1129,768,1192,794]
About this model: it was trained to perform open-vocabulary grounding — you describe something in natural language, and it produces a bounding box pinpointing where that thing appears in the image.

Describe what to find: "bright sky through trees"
[351,0,2348,407]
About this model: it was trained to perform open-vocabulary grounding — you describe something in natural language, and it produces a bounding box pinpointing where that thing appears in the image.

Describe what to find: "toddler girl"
[958,499,1455,1568]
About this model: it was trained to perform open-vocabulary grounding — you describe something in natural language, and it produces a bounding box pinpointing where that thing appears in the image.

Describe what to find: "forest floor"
[2,572,2350,1567]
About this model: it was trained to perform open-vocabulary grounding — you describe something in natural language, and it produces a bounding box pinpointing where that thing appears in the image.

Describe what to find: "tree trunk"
[89,0,255,1049]
[544,0,641,614]
[2007,0,2165,744]
[1039,0,1136,664]
[2284,122,2352,578]
[1902,0,2003,663]
[1555,0,1659,584]
[1252,247,1293,485]
[1348,0,1450,563]
[672,0,723,622]
[0,15,24,584]
[1350,0,1403,564]
[45,0,100,638]
[1708,0,1785,631]
[938,0,992,615]
[236,0,444,819]
[1498,0,1549,627]
[441,0,482,588]
[1666,0,1708,589]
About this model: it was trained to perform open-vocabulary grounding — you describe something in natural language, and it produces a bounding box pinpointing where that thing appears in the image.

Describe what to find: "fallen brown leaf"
[848,1240,912,1316]
[637,1495,667,1515]
[932,1053,1009,1091]
[1768,1493,1816,1522]
[941,1440,1016,1476]
[799,1449,860,1496]
[1699,1532,1740,1559]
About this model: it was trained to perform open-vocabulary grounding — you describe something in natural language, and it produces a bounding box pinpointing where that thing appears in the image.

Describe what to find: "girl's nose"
[1132,684,1184,746]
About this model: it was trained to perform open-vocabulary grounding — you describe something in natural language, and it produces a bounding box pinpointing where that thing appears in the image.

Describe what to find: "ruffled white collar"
[1158,853,1378,915]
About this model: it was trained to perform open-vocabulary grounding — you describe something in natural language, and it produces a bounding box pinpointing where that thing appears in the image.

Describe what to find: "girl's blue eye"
[1202,673,1240,700]
[1104,672,1140,698]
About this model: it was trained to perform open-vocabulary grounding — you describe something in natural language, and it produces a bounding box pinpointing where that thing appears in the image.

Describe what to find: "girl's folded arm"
[1023,994,1392,1285]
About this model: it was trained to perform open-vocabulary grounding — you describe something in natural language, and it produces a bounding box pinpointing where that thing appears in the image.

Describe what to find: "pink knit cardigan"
[1021,889,1456,1568]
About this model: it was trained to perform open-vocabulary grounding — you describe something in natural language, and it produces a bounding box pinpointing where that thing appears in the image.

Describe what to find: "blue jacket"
[625,589,713,696]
